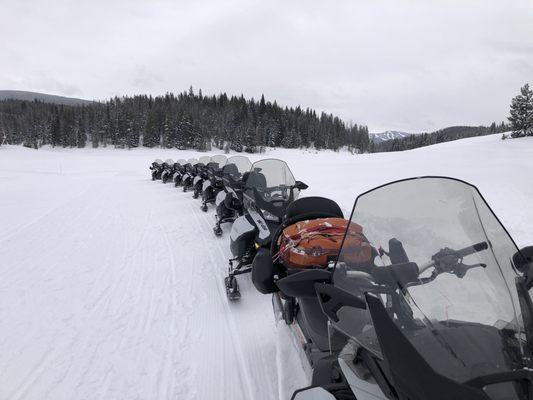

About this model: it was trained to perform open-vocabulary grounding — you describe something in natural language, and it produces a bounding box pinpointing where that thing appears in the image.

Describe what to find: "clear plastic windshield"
[164,159,174,165]
[332,177,529,392]
[198,156,211,165]
[245,159,297,202]
[187,158,198,165]
[176,159,186,166]
[227,156,252,174]
[223,156,252,182]
[154,159,163,165]
[210,155,227,167]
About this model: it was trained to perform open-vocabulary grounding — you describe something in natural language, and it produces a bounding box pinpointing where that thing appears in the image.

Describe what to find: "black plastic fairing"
[276,269,332,298]
[365,293,490,400]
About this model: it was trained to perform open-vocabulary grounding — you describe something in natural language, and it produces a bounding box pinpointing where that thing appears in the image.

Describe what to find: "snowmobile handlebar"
[345,241,489,286]
[419,241,489,274]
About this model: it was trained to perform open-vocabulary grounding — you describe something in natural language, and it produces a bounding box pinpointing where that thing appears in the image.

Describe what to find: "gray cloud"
[0,0,531,131]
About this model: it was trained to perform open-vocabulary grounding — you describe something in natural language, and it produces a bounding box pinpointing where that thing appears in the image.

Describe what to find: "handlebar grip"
[456,241,488,258]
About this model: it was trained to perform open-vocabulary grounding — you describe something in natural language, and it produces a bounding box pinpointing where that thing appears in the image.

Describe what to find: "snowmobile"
[160,159,175,183]
[225,159,308,300]
[181,158,199,192]
[172,159,187,187]
[250,195,351,389]
[149,159,164,180]
[200,154,228,212]
[191,156,212,198]
[273,177,533,400]
[212,155,252,236]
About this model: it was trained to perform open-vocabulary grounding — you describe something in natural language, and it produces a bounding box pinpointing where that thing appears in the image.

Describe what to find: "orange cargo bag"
[275,217,373,269]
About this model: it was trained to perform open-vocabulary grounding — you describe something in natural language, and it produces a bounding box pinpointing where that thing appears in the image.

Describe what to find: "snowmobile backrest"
[284,197,343,222]
[223,163,239,177]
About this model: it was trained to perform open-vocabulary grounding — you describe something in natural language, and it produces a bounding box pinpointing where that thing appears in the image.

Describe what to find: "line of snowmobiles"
[150,157,533,400]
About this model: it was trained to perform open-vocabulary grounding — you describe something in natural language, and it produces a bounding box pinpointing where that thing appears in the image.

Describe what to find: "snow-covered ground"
[0,133,532,400]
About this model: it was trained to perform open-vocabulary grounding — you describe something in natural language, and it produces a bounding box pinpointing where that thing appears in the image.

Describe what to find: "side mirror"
[315,283,366,323]
[294,181,309,190]
[514,246,533,273]
[515,247,533,289]
[291,386,336,400]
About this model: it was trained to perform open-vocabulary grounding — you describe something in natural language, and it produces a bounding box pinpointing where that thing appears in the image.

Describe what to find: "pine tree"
[508,83,533,137]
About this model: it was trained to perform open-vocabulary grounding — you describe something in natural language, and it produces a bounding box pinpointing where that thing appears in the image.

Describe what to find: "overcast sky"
[1,0,532,132]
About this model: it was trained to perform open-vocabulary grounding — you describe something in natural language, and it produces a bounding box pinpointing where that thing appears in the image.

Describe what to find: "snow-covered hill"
[0,90,93,106]
[370,130,412,143]
[1,133,532,399]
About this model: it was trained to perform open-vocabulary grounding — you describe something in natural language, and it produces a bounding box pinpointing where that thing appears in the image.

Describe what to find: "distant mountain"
[370,130,412,143]
[373,123,509,152]
[0,90,93,106]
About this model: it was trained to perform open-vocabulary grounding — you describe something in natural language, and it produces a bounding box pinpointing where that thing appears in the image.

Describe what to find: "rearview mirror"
[515,247,533,289]
[291,386,336,400]
[294,181,309,190]
[514,246,533,274]
[315,283,366,323]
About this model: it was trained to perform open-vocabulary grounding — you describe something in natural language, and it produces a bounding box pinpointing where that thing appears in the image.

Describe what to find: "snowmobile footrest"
[225,276,241,301]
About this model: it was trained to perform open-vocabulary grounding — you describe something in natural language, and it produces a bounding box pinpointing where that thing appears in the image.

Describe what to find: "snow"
[370,130,412,143]
[0,133,532,399]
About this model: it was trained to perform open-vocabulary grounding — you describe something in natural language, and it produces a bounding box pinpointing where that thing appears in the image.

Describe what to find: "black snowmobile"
[273,177,533,400]
[191,156,212,198]
[225,159,308,300]
[181,158,199,192]
[200,154,228,212]
[212,155,252,236]
[160,159,175,183]
[250,195,352,390]
[149,159,164,180]
[172,159,187,187]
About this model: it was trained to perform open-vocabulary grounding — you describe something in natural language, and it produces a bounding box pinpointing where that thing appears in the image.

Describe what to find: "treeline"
[374,123,509,152]
[0,89,370,153]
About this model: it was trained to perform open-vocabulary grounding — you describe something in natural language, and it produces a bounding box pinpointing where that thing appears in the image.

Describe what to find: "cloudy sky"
[1,0,532,132]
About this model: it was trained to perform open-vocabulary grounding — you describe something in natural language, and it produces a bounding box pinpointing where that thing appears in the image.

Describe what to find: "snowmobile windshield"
[332,177,532,396]
[226,156,252,175]
[154,159,163,165]
[198,156,211,165]
[187,158,198,165]
[210,155,227,168]
[176,159,186,166]
[164,159,174,165]
[245,159,297,203]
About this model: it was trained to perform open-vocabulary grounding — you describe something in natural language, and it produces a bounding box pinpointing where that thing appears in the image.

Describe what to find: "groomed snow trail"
[0,148,281,400]
[1,134,533,400]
